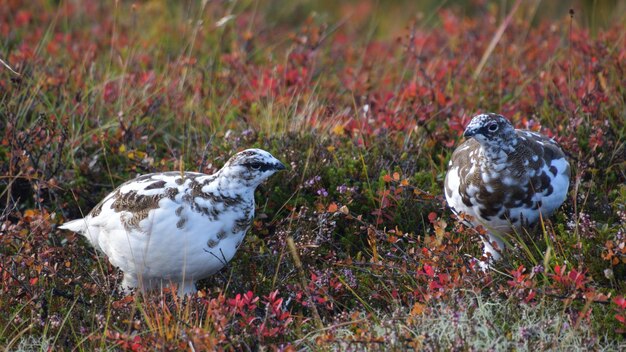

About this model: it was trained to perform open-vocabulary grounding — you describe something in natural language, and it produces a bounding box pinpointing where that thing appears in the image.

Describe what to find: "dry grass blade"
[472,0,523,80]
[0,57,20,76]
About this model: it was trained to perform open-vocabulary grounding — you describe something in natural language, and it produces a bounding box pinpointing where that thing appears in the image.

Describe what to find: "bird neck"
[480,136,519,164]
[210,170,256,197]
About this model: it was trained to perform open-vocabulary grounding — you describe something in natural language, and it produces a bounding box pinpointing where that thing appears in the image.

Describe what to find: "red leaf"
[423,264,435,277]
[613,296,626,309]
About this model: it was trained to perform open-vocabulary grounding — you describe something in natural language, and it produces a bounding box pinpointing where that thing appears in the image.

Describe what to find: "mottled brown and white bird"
[445,113,570,263]
[60,149,285,295]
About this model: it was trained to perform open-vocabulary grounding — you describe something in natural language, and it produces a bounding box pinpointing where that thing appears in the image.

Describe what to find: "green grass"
[1,0,625,349]
[311,293,625,351]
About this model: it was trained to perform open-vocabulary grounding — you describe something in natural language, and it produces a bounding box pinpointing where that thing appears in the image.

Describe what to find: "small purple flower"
[304,176,322,188]
[617,228,625,241]
[49,314,61,328]
[341,268,357,287]
[316,188,328,197]
[519,326,537,339]
[452,310,461,325]
[337,184,348,194]
[532,265,544,274]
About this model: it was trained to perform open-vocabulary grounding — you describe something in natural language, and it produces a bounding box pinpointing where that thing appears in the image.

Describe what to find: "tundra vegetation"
[1,0,625,350]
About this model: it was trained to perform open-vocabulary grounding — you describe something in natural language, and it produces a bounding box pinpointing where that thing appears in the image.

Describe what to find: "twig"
[52,288,92,306]
[286,236,324,330]
[198,136,214,172]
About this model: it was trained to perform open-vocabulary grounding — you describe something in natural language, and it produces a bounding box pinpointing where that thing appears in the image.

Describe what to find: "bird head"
[463,113,517,147]
[221,148,286,187]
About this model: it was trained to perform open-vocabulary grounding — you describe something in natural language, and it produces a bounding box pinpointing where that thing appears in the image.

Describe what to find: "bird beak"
[275,162,286,171]
[463,128,477,138]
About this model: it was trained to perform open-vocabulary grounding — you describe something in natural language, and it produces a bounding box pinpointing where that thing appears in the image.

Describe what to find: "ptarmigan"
[444,113,570,263]
[60,149,285,295]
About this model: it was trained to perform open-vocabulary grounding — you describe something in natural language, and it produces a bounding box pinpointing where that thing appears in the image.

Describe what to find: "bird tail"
[59,218,88,233]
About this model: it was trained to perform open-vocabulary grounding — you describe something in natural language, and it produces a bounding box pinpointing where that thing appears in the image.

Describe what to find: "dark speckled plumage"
[445,113,570,262]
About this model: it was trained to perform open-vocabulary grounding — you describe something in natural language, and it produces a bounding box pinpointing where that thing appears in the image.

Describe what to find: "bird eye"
[247,162,263,170]
[488,123,498,132]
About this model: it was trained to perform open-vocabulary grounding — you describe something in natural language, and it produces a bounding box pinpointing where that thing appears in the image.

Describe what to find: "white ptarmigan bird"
[444,113,570,263]
[60,149,285,295]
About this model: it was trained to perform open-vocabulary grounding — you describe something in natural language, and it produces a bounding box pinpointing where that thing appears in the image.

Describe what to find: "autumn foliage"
[1,0,625,349]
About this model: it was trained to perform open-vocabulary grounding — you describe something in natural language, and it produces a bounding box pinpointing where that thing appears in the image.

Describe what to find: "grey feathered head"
[221,148,286,187]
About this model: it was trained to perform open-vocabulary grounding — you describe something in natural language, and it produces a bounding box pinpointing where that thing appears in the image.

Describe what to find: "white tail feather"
[59,218,88,233]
